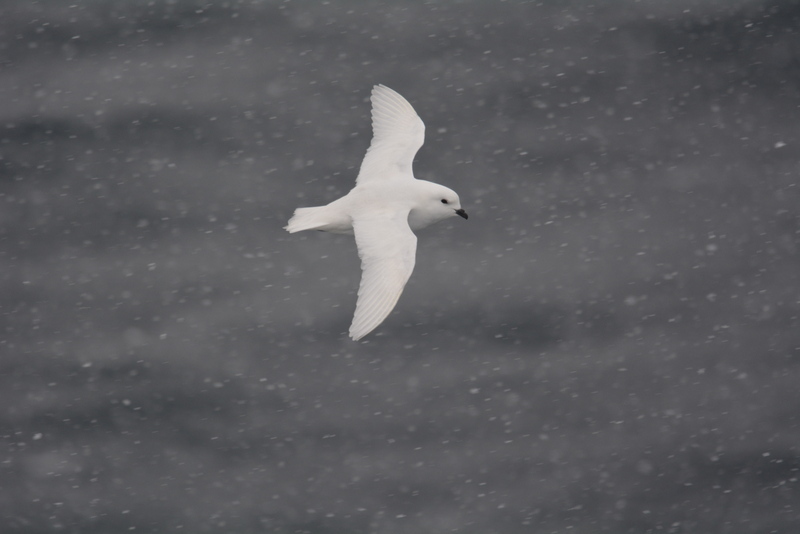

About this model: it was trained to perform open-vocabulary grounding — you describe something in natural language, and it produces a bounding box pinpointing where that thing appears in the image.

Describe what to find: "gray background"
[1,1,799,533]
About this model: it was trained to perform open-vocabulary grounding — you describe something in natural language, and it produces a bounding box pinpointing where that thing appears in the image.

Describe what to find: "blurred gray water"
[1,1,798,533]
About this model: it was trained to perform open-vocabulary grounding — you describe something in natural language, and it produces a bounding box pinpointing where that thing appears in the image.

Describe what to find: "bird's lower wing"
[349,211,417,340]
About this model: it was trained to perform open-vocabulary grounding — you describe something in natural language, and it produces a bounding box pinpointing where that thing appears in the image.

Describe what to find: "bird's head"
[436,189,468,220]
[408,181,468,230]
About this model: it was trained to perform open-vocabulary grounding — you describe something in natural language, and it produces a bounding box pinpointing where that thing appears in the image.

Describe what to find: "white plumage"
[356,84,425,183]
[285,85,468,340]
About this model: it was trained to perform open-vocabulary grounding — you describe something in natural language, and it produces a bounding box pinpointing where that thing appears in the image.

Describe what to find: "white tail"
[284,206,329,233]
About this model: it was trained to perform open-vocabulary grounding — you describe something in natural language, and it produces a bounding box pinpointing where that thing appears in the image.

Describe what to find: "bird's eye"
[441,199,449,204]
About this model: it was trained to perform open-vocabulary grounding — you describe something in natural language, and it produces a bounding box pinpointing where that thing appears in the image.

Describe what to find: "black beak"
[455,208,468,220]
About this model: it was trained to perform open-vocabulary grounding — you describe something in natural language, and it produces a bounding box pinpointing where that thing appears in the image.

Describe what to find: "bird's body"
[285,85,467,340]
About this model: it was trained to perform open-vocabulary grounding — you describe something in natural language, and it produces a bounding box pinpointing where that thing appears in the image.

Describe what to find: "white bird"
[285,85,468,340]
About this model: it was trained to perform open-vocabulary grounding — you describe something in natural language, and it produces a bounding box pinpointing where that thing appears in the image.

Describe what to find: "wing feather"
[349,211,417,340]
[355,85,425,184]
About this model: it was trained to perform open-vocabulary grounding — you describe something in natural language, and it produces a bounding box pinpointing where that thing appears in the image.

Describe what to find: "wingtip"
[348,330,366,342]
[371,85,385,100]
[348,322,371,341]
[349,318,381,341]
[371,84,396,98]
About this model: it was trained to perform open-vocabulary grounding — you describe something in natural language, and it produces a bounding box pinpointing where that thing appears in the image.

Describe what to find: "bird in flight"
[285,85,468,340]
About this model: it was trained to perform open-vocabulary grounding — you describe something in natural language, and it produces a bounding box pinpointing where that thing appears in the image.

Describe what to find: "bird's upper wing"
[349,210,417,340]
[355,85,425,185]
